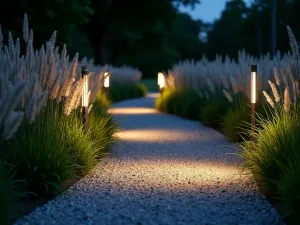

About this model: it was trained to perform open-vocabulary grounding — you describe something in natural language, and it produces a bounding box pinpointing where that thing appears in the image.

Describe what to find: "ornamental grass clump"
[91,65,147,102]
[239,107,300,224]
[0,14,117,199]
[239,27,300,224]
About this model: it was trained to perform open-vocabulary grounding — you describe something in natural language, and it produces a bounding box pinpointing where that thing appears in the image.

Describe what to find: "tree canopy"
[0,0,299,77]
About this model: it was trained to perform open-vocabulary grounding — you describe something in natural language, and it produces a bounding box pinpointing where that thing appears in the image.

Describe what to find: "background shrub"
[221,96,269,142]
[222,99,250,142]
[201,93,232,128]
[106,82,147,103]
[93,91,111,115]
[156,88,204,120]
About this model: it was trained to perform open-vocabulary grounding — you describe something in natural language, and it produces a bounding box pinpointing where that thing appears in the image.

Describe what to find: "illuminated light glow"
[251,72,256,103]
[115,129,214,143]
[108,107,157,115]
[251,65,257,104]
[147,93,160,98]
[85,159,243,192]
[104,72,110,88]
[158,72,163,85]
[159,76,165,89]
[82,75,89,107]
[158,72,165,88]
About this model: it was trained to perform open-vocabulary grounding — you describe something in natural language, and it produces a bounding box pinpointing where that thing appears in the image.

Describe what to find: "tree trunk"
[270,0,277,56]
[84,0,119,64]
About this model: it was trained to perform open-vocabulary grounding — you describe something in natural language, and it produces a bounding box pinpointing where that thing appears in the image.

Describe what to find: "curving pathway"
[16,93,283,225]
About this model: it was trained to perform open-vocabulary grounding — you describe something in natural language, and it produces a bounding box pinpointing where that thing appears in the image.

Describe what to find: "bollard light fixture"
[81,65,89,133]
[104,72,110,88]
[158,72,165,93]
[250,64,257,141]
[251,65,257,104]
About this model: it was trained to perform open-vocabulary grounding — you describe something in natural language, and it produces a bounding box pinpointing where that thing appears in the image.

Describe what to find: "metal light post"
[250,65,257,141]
[82,65,89,133]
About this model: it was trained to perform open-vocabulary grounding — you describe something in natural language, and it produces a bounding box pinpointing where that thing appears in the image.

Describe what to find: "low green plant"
[156,88,204,120]
[155,88,179,113]
[176,88,203,120]
[107,82,147,102]
[222,100,250,142]
[94,91,111,114]
[89,109,118,154]
[221,95,269,142]
[239,107,300,224]
[0,101,78,196]
[0,99,117,197]
[0,159,26,225]
[201,93,232,128]
[63,110,100,176]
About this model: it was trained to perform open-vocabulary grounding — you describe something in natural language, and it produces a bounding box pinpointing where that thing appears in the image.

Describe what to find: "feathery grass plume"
[268,80,280,102]
[23,14,29,43]
[274,67,280,86]
[0,82,26,127]
[74,89,83,110]
[49,70,61,98]
[26,94,37,123]
[222,89,233,103]
[206,78,215,93]
[49,31,57,53]
[48,54,59,89]
[229,76,239,94]
[26,32,35,70]
[8,32,15,62]
[284,87,291,112]
[288,74,297,105]
[2,111,24,139]
[64,78,85,116]
[287,26,299,62]
[39,45,46,84]
[289,63,298,82]
[237,72,245,93]
[35,91,48,114]
[61,44,67,73]
[281,67,289,86]
[88,104,93,114]
[15,38,20,61]
[27,73,39,99]
[56,53,78,101]
[263,91,275,108]
[64,53,78,97]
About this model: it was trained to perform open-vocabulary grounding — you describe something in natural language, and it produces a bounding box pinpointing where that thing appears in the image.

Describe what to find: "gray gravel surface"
[15,93,284,225]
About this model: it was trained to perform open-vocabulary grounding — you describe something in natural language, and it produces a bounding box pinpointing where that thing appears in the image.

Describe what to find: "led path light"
[158,72,165,94]
[250,64,257,141]
[82,66,89,133]
[104,72,110,88]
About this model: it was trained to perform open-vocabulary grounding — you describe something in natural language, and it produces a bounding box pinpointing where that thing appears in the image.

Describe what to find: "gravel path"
[16,93,283,225]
